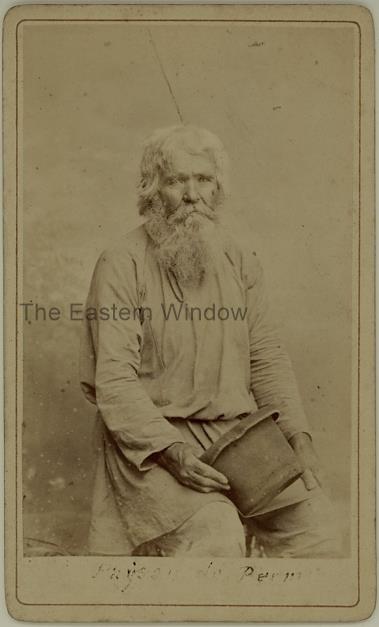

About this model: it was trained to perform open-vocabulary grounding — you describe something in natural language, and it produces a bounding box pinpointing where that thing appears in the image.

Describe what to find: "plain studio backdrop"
[21,21,356,555]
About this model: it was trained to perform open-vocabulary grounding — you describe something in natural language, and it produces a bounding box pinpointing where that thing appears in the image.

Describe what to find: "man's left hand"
[289,432,325,490]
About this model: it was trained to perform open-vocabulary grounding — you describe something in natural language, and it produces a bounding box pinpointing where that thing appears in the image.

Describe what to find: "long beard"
[144,197,219,288]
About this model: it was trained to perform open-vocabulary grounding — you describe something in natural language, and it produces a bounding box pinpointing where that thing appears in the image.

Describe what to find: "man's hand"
[289,432,325,491]
[157,443,230,493]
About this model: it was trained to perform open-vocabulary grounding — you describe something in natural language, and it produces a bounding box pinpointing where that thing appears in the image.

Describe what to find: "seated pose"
[80,125,340,558]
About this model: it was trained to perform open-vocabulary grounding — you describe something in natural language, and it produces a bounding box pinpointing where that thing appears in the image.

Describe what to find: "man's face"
[145,149,222,287]
[158,150,219,224]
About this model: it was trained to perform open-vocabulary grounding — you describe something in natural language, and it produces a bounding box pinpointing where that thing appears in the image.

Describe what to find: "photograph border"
[3,3,375,622]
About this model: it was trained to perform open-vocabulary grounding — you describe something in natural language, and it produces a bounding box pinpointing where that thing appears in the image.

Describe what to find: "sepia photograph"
[3,2,375,622]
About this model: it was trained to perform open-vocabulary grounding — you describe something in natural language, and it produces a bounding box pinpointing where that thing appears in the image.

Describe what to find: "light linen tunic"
[80,224,310,554]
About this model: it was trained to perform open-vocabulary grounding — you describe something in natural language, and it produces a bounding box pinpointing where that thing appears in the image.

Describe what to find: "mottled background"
[21,22,357,555]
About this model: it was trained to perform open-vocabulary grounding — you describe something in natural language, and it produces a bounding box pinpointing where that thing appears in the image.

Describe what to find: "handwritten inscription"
[91,561,302,594]
[240,565,302,583]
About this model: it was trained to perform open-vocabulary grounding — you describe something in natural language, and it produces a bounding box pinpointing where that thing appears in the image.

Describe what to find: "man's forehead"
[163,149,215,174]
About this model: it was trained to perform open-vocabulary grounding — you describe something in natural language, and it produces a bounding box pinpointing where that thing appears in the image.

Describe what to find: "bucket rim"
[200,405,280,466]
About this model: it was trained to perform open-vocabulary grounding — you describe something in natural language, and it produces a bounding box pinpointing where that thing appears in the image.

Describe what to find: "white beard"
[144,197,220,288]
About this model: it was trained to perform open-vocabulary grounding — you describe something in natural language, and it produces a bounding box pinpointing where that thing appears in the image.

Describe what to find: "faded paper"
[3,2,375,622]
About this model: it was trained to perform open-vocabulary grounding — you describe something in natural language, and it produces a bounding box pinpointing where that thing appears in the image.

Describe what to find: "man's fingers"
[166,450,230,492]
[301,469,318,490]
[192,470,230,491]
[191,458,230,486]
[177,462,230,492]
[183,470,229,492]
[180,476,216,493]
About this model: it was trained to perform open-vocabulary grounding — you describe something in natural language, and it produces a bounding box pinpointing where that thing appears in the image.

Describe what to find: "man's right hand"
[157,443,230,493]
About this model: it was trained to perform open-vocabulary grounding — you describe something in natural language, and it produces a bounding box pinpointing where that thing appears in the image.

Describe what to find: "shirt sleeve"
[244,251,311,440]
[86,249,185,471]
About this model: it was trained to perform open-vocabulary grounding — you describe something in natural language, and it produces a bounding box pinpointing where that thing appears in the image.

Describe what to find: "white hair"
[137,125,229,215]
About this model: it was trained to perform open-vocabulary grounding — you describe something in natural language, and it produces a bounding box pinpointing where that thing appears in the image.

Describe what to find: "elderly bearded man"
[80,125,340,558]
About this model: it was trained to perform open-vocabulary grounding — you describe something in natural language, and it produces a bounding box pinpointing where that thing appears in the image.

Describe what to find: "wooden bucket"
[200,406,303,517]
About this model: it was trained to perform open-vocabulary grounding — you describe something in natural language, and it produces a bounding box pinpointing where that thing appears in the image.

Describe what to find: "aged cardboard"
[3,3,376,622]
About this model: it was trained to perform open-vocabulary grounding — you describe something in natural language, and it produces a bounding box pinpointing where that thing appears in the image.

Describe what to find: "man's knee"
[195,502,246,557]
[148,501,246,558]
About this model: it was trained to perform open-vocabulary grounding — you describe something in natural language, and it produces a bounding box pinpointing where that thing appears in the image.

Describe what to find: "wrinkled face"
[158,150,219,223]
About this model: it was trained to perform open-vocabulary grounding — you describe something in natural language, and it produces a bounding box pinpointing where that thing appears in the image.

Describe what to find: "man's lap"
[89,418,341,557]
[133,488,341,558]
[133,501,246,557]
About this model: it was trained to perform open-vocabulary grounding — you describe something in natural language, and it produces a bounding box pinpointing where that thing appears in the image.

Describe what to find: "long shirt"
[80,224,310,554]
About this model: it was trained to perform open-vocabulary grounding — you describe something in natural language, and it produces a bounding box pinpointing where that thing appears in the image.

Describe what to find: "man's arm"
[245,252,323,489]
[85,249,185,471]
[245,252,309,439]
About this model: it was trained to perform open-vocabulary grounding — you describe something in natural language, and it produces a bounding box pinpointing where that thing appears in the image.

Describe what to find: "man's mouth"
[168,205,215,226]
[184,211,211,227]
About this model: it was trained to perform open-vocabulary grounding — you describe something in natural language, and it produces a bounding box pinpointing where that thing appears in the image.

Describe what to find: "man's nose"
[183,179,199,203]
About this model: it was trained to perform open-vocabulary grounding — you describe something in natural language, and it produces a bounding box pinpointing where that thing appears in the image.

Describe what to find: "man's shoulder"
[91,224,150,289]
[99,223,149,266]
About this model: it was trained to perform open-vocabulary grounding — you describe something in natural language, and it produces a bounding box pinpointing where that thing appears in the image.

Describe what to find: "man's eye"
[166,178,177,186]
[198,175,212,183]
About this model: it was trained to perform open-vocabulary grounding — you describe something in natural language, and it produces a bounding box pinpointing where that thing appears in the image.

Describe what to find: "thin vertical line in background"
[147,28,184,124]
